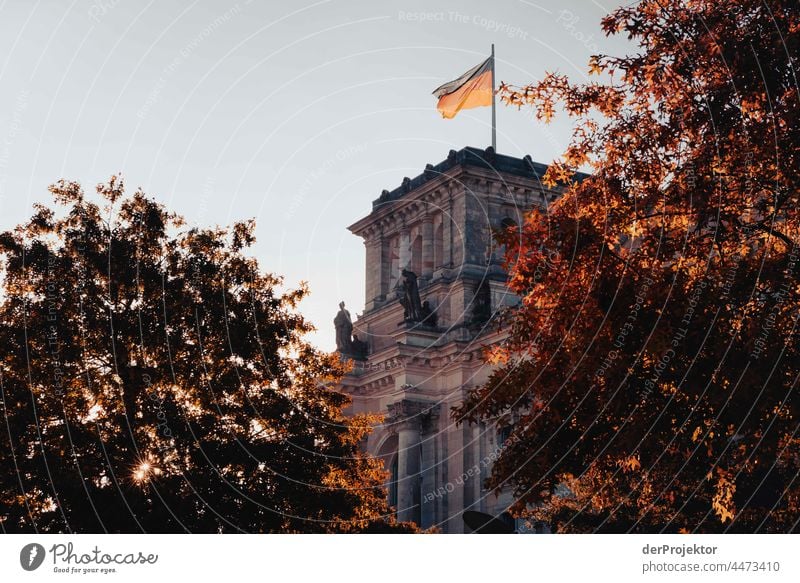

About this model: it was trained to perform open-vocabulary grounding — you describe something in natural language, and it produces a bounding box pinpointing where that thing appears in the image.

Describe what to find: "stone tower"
[337,146,562,532]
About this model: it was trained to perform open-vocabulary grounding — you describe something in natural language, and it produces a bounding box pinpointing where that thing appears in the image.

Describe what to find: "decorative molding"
[386,399,439,427]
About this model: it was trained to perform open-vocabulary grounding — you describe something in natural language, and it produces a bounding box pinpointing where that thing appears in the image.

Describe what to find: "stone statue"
[398,268,423,321]
[420,300,438,327]
[334,301,353,352]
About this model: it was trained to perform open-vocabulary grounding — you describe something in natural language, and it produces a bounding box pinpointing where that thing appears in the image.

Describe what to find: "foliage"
[0,177,414,533]
[456,0,800,533]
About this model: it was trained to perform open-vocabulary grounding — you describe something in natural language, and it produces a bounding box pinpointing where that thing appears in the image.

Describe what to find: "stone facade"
[337,146,563,532]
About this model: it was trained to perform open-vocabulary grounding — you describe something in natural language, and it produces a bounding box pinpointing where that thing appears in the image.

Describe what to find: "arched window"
[377,434,399,515]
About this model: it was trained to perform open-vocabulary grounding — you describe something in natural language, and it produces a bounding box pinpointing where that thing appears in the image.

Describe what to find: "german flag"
[432,57,493,119]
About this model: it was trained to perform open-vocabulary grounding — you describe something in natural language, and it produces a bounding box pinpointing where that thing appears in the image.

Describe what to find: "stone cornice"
[337,326,509,398]
[384,399,441,433]
[348,146,576,241]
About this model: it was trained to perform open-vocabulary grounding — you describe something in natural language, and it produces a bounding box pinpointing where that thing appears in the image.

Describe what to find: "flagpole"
[491,44,496,151]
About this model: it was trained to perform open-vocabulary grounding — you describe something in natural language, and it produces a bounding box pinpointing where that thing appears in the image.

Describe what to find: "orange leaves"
[96,173,125,204]
[542,162,575,189]
[539,100,556,124]
[619,455,642,473]
[48,179,85,205]
[739,95,765,121]
[590,86,625,117]
[588,55,604,76]
[712,469,737,524]
[500,73,605,122]
[485,345,511,365]
[468,0,800,533]
[563,145,589,168]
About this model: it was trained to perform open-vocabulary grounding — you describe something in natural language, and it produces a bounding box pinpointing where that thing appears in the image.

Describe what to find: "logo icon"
[20,543,46,571]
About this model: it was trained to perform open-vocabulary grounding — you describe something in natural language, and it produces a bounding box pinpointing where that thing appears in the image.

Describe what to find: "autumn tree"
[456,0,800,532]
[0,177,412,533]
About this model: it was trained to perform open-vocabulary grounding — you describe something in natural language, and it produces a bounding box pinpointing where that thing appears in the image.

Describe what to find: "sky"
[0,0,634,350]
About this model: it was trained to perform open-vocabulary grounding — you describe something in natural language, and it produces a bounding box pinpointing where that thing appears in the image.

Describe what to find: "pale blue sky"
[0,0,633,349]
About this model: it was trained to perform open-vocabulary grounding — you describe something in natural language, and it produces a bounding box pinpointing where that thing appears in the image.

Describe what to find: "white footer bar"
[1,534,796,582]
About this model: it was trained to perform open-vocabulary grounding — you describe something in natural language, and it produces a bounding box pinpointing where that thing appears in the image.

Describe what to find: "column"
[462,422,477,513]
[387,399,428,525]
[378,231,390,298]
[446,416,465,532]
[421,214,434,282]
[419,405,441,529]
[364,231,381,308]
[486,195,498,266]
[396,420,421,524]
[398,225,411,274]
[443,193,454,268]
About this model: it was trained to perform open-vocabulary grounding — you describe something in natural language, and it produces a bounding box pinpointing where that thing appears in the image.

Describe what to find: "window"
[498,424,514,446]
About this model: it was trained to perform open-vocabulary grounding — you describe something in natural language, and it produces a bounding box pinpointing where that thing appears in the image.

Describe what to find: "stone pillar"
[478,422,488,513]
[462,422,477,512]
[396,421,420,524]
[381,232,394,298]
[443,193,454,268]
[421,214,434,281]
[419,405,440,529]
[364,227,394,310]
[364,231,381,308]
[463,179,486,270]
[398,225,411,274]
[486,195,498,266]
[388,399,430,525]
[446,416,465,532]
